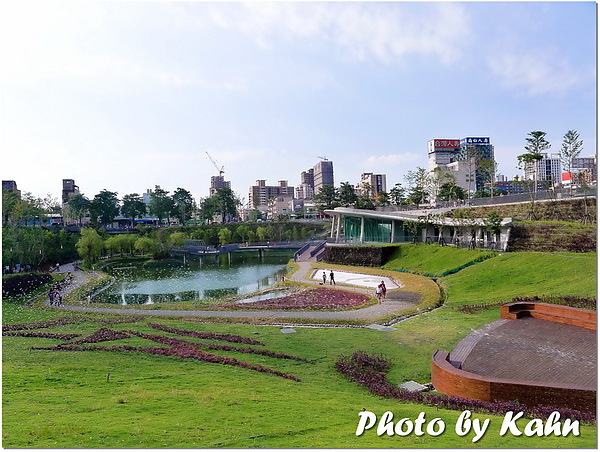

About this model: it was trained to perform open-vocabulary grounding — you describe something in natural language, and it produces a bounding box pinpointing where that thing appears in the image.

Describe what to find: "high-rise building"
[457,137,495,193]
[358,173,387,198]
[209,175,231,196]
[427,139,460,172]
[313,160,334,195]
[295,169,315,200]
[571,155,597,183]
[62,179,80,205]
[248,180,295,210]
[523,153,562,186]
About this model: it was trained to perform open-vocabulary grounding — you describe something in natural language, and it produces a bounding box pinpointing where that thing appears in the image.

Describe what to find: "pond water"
[94,254,291,305]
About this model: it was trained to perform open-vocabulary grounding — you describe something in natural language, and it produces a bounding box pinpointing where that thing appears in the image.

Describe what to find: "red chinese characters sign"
[433,139,460,150]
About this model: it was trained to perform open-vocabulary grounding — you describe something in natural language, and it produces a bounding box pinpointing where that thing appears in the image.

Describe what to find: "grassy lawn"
[2,247,597,448]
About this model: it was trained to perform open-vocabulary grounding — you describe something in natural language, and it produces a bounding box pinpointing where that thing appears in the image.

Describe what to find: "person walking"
[322,271,327,285]
[329,270,335,285]
[376,285,383,303]
[380,281,387,300]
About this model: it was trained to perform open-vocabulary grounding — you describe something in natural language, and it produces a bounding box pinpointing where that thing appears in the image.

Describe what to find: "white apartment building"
[523,153,562,186]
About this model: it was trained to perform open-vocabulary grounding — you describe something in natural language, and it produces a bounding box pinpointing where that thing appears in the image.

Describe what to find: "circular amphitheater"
[431,302,597,412]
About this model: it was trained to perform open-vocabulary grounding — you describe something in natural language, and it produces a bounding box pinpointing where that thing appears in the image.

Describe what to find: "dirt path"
[50,261,420,322]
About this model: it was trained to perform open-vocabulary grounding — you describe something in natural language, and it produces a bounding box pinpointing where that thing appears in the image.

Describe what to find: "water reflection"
[95,254,290,305]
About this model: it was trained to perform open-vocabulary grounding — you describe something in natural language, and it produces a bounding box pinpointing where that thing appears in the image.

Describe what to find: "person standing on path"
[322,271,327,284]
[329,270,335,285]
[380,281,387,300]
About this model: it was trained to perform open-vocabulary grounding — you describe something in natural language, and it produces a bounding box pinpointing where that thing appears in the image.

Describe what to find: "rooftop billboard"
[432,139,460,150]
[461,137,491,145]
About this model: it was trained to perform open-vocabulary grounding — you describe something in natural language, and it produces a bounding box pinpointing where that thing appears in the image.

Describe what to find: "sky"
[1,1,596,207]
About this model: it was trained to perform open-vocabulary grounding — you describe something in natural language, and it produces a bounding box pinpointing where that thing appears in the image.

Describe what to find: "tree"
[518,131,551,193]
[427,167,454,202]
[149,186,174,224]
[172,187,196,225]
[212,187,239,223]
[438,182,466,202]
[121,193,147,227]
[89,190,120,227]
[478,159,499,198]
[405,167,429,205]
[313,185,339,212]
[388,183,406,206]
[338,182,358,207]
[355,196,375,210]
[76,228,104,266]
[560,130,583,196]
[134,236,158,255]
[376,191,390,206]
[218,227,232,246]
[65,194,91,226]
[2,189,21,225]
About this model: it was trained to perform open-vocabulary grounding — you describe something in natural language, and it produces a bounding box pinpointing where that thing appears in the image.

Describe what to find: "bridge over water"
[171,240,327,262]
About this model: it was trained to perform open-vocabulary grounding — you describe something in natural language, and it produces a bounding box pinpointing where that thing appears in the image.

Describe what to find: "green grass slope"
[382,244,496,276]
[440,251,596,305]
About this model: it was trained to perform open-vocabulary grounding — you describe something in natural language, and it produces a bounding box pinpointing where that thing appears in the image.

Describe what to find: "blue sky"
[1,1,596,206]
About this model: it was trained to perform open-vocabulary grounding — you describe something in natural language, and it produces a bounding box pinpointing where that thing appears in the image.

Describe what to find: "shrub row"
[456,295,597,314]
[335,351,595,423]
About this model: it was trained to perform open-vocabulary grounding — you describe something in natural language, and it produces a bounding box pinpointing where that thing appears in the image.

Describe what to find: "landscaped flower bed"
[6,318,311,382]
[148,323,265,345]
[215,287,370,310]
[3,331,81,340]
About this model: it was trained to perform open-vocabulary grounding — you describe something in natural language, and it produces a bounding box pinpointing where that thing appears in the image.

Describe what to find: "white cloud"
[487,51,582,96]
[207,2,470,65]
[364,153,422,167]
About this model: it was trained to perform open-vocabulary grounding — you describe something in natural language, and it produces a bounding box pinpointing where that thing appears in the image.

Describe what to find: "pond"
[94,253,292,305]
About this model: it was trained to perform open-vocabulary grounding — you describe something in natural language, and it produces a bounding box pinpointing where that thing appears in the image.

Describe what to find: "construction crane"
[206,151,224,176]
[317,155,328,161]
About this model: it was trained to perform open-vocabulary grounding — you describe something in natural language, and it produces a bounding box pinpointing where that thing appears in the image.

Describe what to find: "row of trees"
[65,186,240,227]
[312,168,469,211]
[517,129,585,191]
[76,222,320,265]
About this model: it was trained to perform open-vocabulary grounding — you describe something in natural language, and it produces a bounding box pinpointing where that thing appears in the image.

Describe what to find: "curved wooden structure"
[431,303,596,412]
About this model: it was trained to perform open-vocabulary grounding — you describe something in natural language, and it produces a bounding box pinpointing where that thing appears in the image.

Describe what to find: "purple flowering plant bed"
[127,329,314,363]
[6,317,311,382]
[3,331,81,340]
[335,351,596,424]
[148,323,265,345]
[216,287,370,310]
[2,315,144,332]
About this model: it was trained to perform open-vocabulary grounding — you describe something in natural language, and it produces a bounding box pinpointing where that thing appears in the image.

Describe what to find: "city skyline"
[1,2,596,202]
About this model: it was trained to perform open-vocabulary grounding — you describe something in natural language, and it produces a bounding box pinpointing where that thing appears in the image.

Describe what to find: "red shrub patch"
[3,331,80,340]
[148,323,264,345]
[217,288,370,310]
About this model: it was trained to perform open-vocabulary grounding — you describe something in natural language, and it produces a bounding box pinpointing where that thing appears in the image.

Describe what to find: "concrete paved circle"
[310,269,401,289]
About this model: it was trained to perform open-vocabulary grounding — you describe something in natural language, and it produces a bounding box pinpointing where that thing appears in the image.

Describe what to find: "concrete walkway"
[49,261,421,323]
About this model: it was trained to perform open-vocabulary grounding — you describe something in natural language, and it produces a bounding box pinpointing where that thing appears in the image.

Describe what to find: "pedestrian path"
[51,261,421,323]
